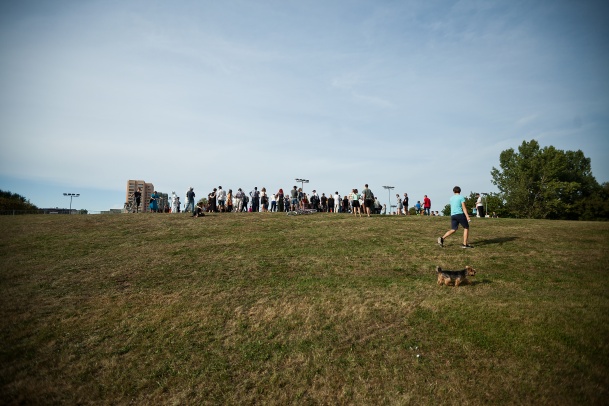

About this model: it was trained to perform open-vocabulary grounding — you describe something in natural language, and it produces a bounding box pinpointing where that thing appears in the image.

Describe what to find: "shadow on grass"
[474,236,518,246]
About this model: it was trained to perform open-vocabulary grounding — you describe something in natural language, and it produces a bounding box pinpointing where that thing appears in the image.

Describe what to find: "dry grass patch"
[1,214,608,404]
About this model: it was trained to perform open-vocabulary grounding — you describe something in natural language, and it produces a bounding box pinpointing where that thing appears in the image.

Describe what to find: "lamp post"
[63,193,80,214]
[382,186,394,215]
[295,178,309,193]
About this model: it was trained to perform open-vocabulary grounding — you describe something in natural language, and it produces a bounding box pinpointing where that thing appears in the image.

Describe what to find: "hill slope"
[1,213,608,404]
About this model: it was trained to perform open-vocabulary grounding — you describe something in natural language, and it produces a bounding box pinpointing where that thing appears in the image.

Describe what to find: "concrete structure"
[126,180,154,213]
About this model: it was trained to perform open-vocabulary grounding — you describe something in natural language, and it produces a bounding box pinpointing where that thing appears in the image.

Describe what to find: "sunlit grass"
[1,213,608,404]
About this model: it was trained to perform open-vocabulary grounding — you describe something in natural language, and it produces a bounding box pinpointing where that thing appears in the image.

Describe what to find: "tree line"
[489,140,609,220]
[0,190,38,211]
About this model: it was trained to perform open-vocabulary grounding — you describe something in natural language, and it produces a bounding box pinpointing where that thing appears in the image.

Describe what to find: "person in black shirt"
[133,188,142,212]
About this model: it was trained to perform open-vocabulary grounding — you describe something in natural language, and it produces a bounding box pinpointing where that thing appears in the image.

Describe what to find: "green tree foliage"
[578,182,609,221]
[491,140,605,220]
[441,192,506,217]
[482,193,507,217]
[0,190,38,211]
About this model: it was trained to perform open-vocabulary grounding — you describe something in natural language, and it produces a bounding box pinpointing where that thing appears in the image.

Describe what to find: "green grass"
[1,213,608,405]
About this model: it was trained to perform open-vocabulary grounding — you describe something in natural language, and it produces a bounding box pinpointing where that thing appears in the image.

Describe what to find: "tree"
[490,140,603,219]
[579,182,609,221]
[482,193,508,218]
[0,190,38,211]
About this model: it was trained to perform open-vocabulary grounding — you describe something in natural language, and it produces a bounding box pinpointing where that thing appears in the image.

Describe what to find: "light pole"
[382,186,394,215]
[63,193,80,214]
[295,178,309,193]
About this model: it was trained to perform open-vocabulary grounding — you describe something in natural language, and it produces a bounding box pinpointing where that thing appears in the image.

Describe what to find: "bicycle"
[123,200,140,213]
[286,208,318,216]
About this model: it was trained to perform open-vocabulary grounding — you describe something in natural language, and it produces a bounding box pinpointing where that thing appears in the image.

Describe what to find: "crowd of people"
[182,185,380,217]
[132,183,486,249]
[128,184,448,218]
[138,184,445,218]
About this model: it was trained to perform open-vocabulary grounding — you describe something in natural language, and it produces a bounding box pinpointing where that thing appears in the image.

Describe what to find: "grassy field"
[1,212,608,405]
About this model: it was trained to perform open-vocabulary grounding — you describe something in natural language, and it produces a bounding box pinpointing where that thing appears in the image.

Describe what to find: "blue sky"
[1,0,608,212]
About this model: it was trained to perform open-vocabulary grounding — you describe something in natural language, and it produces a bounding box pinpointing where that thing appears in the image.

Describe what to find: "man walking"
[438,186,473,248]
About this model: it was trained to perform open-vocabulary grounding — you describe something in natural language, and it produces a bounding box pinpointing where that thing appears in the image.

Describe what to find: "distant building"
[126,180,154,213]
[158,192,169,212]
[39,208,72,214]
[125,180,170,212]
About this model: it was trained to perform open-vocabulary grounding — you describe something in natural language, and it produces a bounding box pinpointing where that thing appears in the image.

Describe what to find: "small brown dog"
[436,266,476,287]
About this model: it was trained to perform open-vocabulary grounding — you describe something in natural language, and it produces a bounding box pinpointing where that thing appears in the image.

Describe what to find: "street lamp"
[63,193,80,214]
[295,178,309,193]
[383,186,394,215]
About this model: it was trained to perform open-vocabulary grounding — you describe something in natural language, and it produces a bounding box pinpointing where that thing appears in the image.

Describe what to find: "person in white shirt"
[350,189,362,217]
[334,192,340,213]
[217,186,227,212]
[235,188,244,212]
[260,187,268,212]
[171,192,179,213]
[476,193,485,217]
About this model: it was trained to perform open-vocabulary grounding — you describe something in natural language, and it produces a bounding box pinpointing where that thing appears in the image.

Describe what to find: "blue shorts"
[291,198,298,205]
[451,214,469,230]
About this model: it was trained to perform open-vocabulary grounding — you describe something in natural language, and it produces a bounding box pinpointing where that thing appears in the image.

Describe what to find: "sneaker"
[461,244,474,249]
[437,237,444,247]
